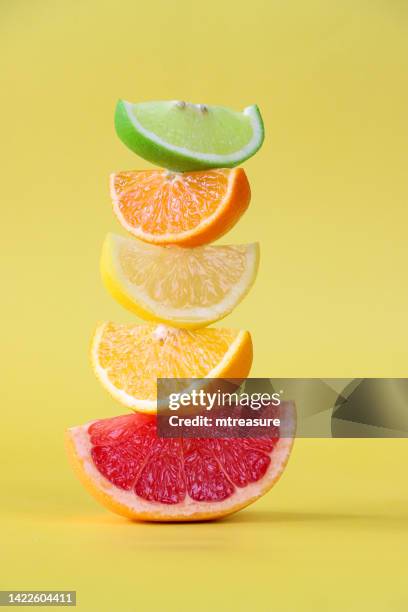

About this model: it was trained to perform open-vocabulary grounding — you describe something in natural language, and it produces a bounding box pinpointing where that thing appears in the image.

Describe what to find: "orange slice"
[91,322,253,413]
[110,168,251,246]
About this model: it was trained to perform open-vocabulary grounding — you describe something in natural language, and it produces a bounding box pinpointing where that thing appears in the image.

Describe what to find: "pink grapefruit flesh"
[66,411,295,522]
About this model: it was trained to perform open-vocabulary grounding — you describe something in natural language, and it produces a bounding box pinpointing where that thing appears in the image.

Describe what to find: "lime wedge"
[114,99,264,171]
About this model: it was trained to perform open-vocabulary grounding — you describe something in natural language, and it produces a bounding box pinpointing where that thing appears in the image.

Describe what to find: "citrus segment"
[101,233,259,328]
[66,410,295,521]
[114,99,264,171]
[110,167,251,246]
[91,322,253,413]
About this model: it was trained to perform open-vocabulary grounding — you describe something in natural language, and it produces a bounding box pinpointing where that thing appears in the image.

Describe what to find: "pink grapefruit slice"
[66,411,295,522]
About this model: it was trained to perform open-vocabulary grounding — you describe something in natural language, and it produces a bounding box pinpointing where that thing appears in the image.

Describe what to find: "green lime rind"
[114,99,265,171]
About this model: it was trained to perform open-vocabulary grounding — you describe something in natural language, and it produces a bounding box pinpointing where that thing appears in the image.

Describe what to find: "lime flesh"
[115,99,264,171]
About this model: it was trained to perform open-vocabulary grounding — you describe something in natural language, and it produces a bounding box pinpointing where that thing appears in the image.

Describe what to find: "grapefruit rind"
[100,234,260,329]
[90,323,253,413]
[65,407,295,522]
[109,167,251,247]
[114,100,265,172]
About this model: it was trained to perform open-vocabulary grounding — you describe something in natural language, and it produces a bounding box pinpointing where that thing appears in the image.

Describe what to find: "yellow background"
[1,0,408,610]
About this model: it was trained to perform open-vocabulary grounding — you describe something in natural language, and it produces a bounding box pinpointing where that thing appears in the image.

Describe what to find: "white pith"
[106,234,259,324]
[68,406,295,520]
[123,101,264,165]
[91,323,250,413]
[110,168,237,243]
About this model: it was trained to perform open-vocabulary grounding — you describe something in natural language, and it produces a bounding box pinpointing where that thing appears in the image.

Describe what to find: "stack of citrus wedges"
[66,99,294,521]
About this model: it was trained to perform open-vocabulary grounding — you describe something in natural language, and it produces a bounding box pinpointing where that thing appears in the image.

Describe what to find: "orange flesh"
[94,323,250,402]
[111,168,251,245]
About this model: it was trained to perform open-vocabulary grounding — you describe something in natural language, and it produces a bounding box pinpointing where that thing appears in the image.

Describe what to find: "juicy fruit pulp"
[110,167,251,246]
[101,233,260,328]
[91,415,275,501]
[114,100,264,171]
[66,412,295,521]
[91,322,253,412]
[68,96,273,522]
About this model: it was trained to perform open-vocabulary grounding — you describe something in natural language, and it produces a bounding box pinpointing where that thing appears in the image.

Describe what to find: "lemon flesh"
[101,233,260,328]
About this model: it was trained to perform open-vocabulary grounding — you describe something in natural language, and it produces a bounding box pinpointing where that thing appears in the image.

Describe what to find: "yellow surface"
[1,0,408,610]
